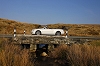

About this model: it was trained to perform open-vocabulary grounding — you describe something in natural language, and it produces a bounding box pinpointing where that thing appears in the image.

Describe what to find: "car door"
[42,29,53,35]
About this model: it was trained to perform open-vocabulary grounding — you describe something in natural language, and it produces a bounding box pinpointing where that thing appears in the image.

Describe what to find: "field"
[0,18,40,34]
[0,38,34,66]
[0,39,100,66]
[0,18,100,36]
[0,18,100,66]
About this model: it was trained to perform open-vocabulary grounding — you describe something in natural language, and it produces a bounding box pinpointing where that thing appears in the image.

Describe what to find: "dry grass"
[0,18,40,34]
[0,18,100,66]
[48,24,100,36]
[51,44,100,66]
[0,18,100,36]
[0,40,34,66]
[0,38,100,66]
[89,40,100,46]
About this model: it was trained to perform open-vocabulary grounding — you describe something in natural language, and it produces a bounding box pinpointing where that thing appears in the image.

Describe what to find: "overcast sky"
[0,0,100,24]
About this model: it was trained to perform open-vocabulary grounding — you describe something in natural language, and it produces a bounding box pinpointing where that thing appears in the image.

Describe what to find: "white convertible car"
[31,27,64,36]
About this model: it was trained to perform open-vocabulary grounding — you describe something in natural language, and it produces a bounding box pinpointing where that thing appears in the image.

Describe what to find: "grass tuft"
[51,44,100,66]
[0,40,34,66]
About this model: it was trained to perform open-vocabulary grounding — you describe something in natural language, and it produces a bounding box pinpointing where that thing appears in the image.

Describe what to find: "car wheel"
[35,30,41,35]
[56,31,61,36]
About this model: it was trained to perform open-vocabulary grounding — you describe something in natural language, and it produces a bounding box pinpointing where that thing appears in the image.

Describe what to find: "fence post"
[14,28,16,37]
[24,29,25,35]
[66,30,68,38]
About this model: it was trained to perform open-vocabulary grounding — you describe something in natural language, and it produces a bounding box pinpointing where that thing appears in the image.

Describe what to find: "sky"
[0,0,100,24]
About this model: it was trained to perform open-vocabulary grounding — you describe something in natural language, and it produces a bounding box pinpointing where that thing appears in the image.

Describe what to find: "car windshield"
[43,26,47,29]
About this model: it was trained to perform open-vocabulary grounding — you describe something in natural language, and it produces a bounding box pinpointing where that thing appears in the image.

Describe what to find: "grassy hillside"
[0,18,100,36]
[0,18,100,66]
[0,18,40,34]
[48,24,100,36]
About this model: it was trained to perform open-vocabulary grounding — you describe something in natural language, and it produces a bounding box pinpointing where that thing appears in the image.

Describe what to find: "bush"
[87,29,99,35]
[51,44,100,66]
[0,42,34,66]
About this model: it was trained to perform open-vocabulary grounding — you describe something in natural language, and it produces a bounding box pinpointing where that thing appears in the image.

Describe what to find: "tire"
[35,30,41,35]
[55,31,61,36]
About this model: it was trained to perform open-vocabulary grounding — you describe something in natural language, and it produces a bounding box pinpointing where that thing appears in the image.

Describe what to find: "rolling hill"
[0,18,100,36]
[0,18,40,34]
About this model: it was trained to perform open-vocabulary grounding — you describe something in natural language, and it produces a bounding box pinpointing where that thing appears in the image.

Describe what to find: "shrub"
[51,44,100,66]
[0,41,34,66]
[87,29,99,35]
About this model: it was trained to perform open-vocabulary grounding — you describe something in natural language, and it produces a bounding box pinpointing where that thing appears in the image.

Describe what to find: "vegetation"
[0,39,34,66]
[48,24,100,36]
[0,18,100,36]
[0,18,100,66]
[0,40,100,66]
[0,18,40,34]
[51,44,100,66]
[89,40,100,46]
